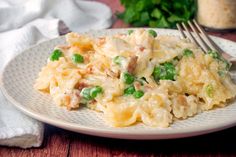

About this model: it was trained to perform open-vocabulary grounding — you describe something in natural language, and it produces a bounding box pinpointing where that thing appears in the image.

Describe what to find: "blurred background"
[116,0,236,31]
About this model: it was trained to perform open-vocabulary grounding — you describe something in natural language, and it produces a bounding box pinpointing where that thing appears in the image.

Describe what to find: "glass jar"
[197,0,236,30]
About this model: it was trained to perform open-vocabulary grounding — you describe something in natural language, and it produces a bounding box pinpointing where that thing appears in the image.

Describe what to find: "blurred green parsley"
[117,0,196,28]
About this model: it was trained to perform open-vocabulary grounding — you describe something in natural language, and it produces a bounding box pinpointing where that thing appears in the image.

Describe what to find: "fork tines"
[176,19,222,54]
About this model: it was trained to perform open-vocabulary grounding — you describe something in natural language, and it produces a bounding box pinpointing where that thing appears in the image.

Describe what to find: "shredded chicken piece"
[75,82,88,90]
[106,69,120,78]
[134,81,142,90]
[127,56,138,74]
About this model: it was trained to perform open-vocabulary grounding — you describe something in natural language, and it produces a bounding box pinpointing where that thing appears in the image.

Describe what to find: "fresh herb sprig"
[117,0,196,28]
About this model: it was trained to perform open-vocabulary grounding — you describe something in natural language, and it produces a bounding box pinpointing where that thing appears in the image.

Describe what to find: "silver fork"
[176,19,236,64]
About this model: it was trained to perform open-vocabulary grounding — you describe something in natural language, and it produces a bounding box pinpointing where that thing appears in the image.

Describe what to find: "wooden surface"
[1,0,236,156]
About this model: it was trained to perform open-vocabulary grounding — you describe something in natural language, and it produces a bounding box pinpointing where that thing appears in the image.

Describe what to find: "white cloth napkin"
[0,0,112,148]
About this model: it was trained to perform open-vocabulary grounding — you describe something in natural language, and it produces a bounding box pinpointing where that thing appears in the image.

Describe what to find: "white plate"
[1,28,236,140]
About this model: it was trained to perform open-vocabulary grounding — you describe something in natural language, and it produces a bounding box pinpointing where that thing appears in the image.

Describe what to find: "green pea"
[127,30,134,35]
[50,49,63,61]
[133,90,144,99]
[183,49,194,57]
[207,50,231,75]
[72,54,84,64]
[207,50,220,59]
[218,70,226,77]
[153,66,164,81]
[90,86,103,98]
[205,84,214,98]
[148,29,157,37]
[123,72,135,84]
[152,62,176,81]
[80,88,92,100]
[113,56,125,65]
[81,86,103,100]
[124,85,135,95]
[221,59,231,71]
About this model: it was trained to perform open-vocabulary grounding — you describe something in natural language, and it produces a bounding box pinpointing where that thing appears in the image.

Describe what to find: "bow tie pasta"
[35,29,236,127]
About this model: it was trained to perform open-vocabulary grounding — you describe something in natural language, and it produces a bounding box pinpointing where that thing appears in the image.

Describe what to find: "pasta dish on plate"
[35,29,236,127]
